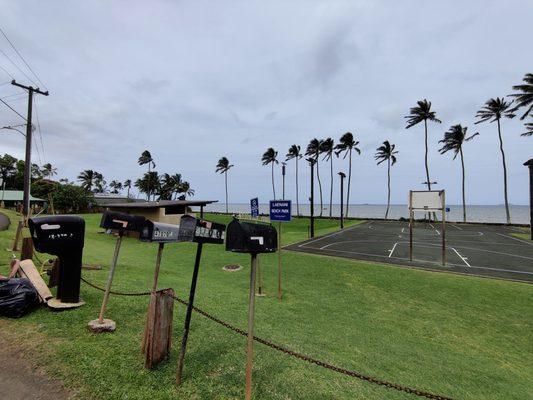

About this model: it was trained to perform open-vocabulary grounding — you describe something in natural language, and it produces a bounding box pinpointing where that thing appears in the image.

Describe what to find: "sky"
[0,0,532,206]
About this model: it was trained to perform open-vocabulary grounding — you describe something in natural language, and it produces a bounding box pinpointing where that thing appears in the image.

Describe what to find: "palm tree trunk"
[346,149,352,218]
[295,157,300,216]
[329,156,333,218]
[225,170,229,213]
[497,119,511,224]
[316,157,323,217]
[385,158,391,219]
[271,162,276,199]
[460,148,466,223]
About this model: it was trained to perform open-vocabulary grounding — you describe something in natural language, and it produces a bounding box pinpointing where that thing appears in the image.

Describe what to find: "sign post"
[269,200,291,300]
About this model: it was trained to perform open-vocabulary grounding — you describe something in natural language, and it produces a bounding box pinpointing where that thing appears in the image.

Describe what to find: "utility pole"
[524,159,533,240]
[281,162,286,200]
[338,172,346,229]
[307,158,315,238]
[11,80,49,220]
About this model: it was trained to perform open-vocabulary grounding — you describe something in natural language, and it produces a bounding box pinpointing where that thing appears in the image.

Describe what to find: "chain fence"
[79,276,454,400]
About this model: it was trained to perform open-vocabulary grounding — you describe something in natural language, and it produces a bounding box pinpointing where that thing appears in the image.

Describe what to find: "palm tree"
[375,141,398,219]
[285,145,303,216]
[334,132,361,217]
[93,172,106,193]
[261,148,278,199]
[159,173,183,200]
[138,150,155,201]
[320,138,335,218]
[109,180,123,194]
[475,97,515,224]
[509,73,533,120]
[405,99,442,191]
[522,119,533,137]
[41,163,57,178]
[135,171,160,200]
[438,125,478,223]
[178,181,195,199]
[306,139,324,216]
[77,169,96,192]
[123,179,132,198]
[216,157,234,213]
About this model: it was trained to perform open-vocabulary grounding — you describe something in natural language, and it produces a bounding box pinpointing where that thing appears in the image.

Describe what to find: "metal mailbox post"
[88,211,146,333]
[225,218,277,400]
[29,215,86,308]
[176,216,226,386]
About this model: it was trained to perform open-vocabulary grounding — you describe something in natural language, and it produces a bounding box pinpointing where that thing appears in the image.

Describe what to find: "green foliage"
[52,184,94,212]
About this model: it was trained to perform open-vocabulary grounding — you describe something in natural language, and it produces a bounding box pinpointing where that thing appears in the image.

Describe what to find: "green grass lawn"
[510,227,532,241]
[0,210,532,400]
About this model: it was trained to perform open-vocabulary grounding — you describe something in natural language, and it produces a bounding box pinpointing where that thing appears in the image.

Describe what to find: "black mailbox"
[178,215,226,244]
[100,210,145,233]
[29,216,85,303]
[139,220,181,243]
[225,218,277,254]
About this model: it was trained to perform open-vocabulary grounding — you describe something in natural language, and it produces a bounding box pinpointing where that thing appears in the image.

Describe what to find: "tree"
[109,180,123,194]
[41,163,57,178]
[0,154,17,185]
[53,184,93,213]
[178,181,194,200]
[522,119,533,137]
[285,145,303,216]
[475,97,515,224]
[216,157,234,213]
[306,139,324,216]
[135,171,160,200]
[405,99,442,191]
[261,148,278,199]
[138,150,155,201]
[438,125,478,223]
[123,179,132,198]
[374,141,398,220]
[93,172,106,193]
[334,132,361,218]
[509,73,533,120]
[77,169,96,192]
[320,138,335,218]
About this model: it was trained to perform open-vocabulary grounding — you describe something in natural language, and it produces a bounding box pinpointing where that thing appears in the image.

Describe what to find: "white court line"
[451,224,463,231]
[435,229,440,236]
[451,247,471,267]
[388,242,399,258]
[401,227,405,233]
[298,223,362,248]
[495,232,533,246]
[429,223,435,229]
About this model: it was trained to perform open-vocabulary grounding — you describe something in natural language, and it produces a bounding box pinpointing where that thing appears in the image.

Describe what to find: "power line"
[33,95,46,164]
[0,96,26,121]
[0,64,14,80]
[0,26,47,90]
[0,48,39,87]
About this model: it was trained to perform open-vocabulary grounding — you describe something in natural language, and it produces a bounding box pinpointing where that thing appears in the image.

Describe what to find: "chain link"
[80,277,454,400]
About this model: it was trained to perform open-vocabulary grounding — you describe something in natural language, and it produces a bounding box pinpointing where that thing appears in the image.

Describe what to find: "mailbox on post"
[140,221,181,243]
[29,216,86,308]
[88,211,146,333]
[225,218,278,400]
[176,215,226,386]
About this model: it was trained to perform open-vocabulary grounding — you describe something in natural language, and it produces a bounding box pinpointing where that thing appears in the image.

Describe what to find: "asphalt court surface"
[286,220,533,283]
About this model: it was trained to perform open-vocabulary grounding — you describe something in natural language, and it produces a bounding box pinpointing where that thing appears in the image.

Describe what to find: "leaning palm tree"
[405,99,442,191]
[375,141,398,219]
[509,73,533,120]
[109,180,122,194]
[261,148,278,199]
[306,139,324,216]
[285,145,303,216]
[138,150,155,201]
[475,97,515,224]
[320,138,335,218]
[438,125,478,223]
[123,179,132,198]
[216,157,234,213]
[334,132,361,217]
[77,169,95,192]
[41,163,57,178]
[522,119,533,137]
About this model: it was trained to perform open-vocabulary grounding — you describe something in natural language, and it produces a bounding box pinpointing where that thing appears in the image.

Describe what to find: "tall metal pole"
[441,190,446,266]
[308,158,315,238]
[338,172,345,229]
[176,242,204,386]
[282,163,286,200]
[11,80,49,220]
[524,159,533,240]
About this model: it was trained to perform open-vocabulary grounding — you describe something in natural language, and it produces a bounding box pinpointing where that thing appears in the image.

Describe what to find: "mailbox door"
[29,216,85,254]
[100,211,146,232]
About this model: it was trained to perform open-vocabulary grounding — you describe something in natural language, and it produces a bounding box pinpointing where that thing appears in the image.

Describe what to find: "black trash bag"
[0,278,40,318]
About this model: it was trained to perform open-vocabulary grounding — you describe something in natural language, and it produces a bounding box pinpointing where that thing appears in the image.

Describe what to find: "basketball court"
[286,220,533,283]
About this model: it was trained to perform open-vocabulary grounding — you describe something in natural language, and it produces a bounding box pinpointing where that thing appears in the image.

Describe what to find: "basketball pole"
[409,190,413,261]
[441,190,446,265]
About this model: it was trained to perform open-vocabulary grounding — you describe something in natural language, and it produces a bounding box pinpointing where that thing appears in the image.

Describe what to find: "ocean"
[204,203,531,224]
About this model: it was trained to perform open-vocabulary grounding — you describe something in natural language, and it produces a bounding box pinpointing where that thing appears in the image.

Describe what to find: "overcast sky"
[1,0,532,206]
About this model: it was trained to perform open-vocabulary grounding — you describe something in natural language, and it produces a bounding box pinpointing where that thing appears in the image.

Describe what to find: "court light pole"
[525,159,533,240]
[338,172,346,229]
[307,157,316,238]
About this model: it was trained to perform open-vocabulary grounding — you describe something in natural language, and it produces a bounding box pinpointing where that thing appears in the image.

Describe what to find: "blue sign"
[250,198,259,218]
[269,200,292,222]
[445,207,450,213]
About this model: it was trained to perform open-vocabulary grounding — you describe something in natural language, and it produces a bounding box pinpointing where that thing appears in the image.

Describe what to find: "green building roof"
[0,190,45,202]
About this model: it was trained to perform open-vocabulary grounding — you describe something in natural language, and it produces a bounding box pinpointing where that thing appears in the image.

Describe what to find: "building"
[0,190,46,209]
[105,200,217,225]
[93,193,145,207]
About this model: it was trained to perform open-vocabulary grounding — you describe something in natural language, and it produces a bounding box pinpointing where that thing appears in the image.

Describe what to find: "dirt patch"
[0,322,72,400]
